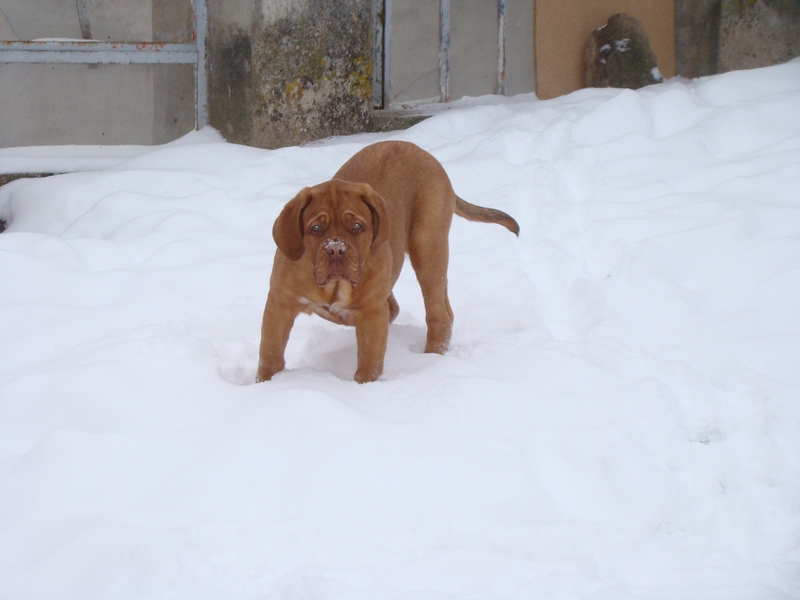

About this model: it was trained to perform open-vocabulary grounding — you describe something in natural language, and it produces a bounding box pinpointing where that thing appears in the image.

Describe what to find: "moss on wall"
[209,0,374,149]
[208,29,254,145]
[722,0,800,19]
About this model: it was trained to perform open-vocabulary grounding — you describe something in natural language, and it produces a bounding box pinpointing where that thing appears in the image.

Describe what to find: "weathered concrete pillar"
[718,0,800,73]
[208,0,374,149]
[675,0,721,78]
[676,0,800,79]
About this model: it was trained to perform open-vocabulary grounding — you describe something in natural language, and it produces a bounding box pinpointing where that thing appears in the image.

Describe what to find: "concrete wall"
[0,63,194,147]
[3,1,799,150]
[675,0,799,79]
[719,0,800,73]
[207,0,533,149]
[0,0,154,41]
[0,0,195,147]
[2,0,533,150]
[534,0,799,98]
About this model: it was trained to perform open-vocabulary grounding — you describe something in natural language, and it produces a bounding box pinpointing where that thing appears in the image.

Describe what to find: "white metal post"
[193,0,208,128]
[383,0,393,108]
[497,0,507,95]
[373,0,392,109]
[439,0,450,103]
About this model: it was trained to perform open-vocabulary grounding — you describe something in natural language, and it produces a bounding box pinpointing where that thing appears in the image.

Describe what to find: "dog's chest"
[299,280,355,325]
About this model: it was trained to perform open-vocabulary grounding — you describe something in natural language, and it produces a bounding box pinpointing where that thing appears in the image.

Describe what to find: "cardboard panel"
[534,0,675,99]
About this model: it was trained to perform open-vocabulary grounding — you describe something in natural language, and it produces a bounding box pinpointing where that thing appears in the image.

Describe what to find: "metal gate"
[0,0,207,145]
[374,0,532,110]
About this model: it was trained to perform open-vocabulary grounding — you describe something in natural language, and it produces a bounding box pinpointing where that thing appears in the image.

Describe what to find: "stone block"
[584,13,663,89]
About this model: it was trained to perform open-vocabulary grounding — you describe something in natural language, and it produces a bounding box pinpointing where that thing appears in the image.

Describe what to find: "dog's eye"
[351,222,363,232]
[309,224,322,234]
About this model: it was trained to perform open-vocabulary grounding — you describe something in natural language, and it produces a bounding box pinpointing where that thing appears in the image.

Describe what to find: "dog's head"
[273,179,389,286]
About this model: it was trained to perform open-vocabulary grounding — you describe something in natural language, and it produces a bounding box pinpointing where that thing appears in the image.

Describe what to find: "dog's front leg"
[256,294,300,382]
[353,307,390,383]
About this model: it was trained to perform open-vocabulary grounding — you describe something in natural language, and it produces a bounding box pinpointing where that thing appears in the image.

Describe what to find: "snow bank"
[1,60,799,599]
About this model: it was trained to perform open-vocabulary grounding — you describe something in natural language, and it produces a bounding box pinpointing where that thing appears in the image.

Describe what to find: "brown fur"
[256,141,519,383]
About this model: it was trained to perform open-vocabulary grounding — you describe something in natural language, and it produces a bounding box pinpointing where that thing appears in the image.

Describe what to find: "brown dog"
[256,141,518,383]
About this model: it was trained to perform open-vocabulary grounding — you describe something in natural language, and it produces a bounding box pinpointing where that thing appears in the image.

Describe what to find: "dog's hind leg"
[408,236,454,355]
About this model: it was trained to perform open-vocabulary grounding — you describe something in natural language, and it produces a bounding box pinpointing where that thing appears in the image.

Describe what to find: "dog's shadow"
[218,313,438,385]
[285,316,431,382]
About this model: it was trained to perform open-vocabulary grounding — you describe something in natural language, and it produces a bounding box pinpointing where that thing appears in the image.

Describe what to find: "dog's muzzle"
[314,237,360,285]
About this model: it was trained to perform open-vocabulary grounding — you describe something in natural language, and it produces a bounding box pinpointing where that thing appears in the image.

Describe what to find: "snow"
[2,60,800,599]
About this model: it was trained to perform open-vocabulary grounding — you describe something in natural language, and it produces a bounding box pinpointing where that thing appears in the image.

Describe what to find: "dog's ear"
[273,188,313,261]
[359,185,390,252]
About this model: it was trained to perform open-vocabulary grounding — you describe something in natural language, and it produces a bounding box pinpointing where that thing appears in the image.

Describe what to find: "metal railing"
[374,0,507,109]
[0,0,207,129]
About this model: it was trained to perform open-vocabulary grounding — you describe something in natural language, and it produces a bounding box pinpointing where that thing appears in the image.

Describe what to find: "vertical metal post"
[439,0,450,102]
[76,0,92,40]
[193,0,208,128]
[383,0,392,109]
[496,0,507,95]
[372,0,392,109]
[373,0,384,108]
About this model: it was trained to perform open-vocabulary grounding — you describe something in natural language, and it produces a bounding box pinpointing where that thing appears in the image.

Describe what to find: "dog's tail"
[455,197,520,236]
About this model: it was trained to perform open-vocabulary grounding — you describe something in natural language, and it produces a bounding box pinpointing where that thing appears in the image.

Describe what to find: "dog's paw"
[255,357,285,383]
[354,366,381,384]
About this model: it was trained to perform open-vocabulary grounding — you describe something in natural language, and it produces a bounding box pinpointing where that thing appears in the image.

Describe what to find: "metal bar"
[439,0,450,103]
[0,41,198,64]
[372,0,384,108]
[0,1,208,133]
[496,0,506,95]
[193,0,208,128]
[383,0,392,109]
[76,0,92,40]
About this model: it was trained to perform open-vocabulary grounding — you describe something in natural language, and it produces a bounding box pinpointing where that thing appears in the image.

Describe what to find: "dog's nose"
[325,239,347,259]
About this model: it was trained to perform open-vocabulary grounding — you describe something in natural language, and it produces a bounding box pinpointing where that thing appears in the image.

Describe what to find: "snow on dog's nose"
[324,238,348,260]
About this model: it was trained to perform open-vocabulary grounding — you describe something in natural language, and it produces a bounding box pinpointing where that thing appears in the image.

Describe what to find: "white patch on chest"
[299,280,355,324]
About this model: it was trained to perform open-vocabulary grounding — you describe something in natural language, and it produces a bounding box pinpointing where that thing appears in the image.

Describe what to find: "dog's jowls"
[256,141,519,384]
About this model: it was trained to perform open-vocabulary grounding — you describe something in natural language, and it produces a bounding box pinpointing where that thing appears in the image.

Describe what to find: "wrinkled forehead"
[303,181,371,221]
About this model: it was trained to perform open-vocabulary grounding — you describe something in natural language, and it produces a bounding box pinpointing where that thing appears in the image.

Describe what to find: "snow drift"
[1,60,799,599]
